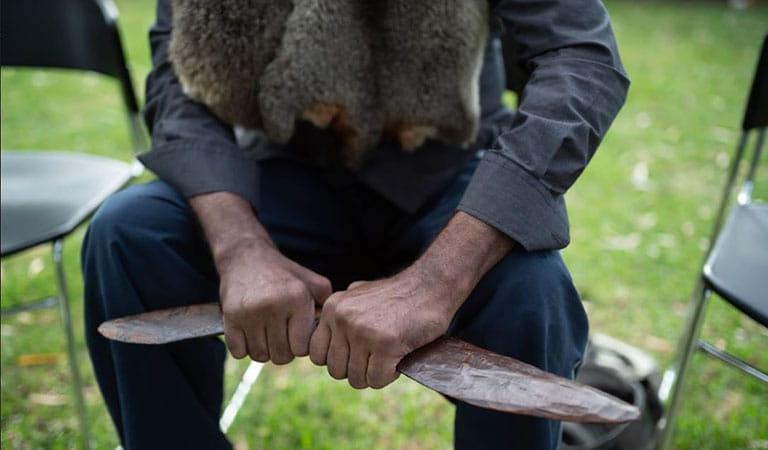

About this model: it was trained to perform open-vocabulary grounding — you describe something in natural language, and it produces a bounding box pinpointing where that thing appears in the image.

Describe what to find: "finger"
[287,308,314,357]
[223,319,247,359]
[326,332,350,380]
[309,323,332,366]
[367,354,400,389]
[307,273,333,306]
[347,347,370,389]
[244,322,269,363]
[267,319,294,365]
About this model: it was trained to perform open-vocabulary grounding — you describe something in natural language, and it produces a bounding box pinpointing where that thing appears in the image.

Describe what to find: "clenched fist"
[308,267,457,389]
[308,211,515,389]
[189,191,332,365]
[217,238,332,364]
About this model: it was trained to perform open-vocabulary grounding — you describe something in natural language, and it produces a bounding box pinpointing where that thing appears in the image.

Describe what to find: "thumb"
[306,272,333,306]
[347,280,368,290]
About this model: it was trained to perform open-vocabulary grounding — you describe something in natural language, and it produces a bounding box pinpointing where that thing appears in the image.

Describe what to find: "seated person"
[82,0,629,448]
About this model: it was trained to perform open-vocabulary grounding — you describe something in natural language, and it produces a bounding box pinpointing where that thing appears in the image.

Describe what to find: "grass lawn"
[1,1,767,448]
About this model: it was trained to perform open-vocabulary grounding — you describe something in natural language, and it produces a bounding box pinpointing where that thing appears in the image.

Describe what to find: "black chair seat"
[703,203,768,327]
[1,151,134,256]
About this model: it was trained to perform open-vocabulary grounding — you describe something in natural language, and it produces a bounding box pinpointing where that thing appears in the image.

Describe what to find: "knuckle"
[256,292,283,309]
[322,296,339,312]
[334,309,352,328]
[316,277,332,293]
[285,280,309,299]
[371,329,400,349]
[333,303,358,325]
[348,280,365,290]
[221,301,242,318]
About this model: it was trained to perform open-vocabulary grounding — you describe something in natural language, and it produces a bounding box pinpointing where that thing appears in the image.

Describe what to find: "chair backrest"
[0,0,145,148]
[742,34,768,131]
[738,34,767,203]
[706,35,767,245]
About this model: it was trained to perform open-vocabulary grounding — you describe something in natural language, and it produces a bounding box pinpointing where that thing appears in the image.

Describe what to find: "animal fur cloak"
[169,0,490,167]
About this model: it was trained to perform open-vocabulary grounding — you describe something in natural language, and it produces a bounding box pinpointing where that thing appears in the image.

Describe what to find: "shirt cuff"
[457,150,570,251]
[138,139,261,207]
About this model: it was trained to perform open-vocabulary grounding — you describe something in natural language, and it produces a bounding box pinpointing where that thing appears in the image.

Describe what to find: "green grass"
[1,1,767,448]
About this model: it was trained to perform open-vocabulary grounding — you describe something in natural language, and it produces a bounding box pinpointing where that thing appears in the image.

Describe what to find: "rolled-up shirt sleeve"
[138,0,261,206]
[457,0,630,251]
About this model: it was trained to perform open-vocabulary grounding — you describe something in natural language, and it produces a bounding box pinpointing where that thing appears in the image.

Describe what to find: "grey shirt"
[139,0,629,251]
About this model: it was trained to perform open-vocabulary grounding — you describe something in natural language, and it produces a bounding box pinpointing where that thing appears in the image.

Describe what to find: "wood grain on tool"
[99,302,640,424]
[398,337,639,423]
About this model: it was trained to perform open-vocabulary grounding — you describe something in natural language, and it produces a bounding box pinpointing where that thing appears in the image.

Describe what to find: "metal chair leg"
[53,239,91,450]
[697,340,768,383]
[656,281,712,450]
[219,361,264,433]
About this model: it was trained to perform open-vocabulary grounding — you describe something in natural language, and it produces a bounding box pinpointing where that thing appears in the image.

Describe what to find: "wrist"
[212,234,276,271]
[402,259,468,321]
[409,253,474,302]
[409,212,515,311]
[188,191,278,269]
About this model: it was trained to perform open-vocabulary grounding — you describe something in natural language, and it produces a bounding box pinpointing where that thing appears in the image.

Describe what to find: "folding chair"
[0,0,147,448]
[656,34,768,449]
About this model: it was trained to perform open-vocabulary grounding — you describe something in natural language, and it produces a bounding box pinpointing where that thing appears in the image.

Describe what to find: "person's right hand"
[188,191,332,365]
[215,237,332,364]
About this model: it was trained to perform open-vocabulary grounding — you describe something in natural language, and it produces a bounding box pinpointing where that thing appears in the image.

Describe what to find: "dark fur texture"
[377,1,489,151]
[258,0,383,167]
[169,0,292,128]
[169,0,489,167]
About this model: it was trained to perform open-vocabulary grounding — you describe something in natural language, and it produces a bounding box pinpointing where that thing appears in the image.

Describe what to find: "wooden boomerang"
[98,302,640,424]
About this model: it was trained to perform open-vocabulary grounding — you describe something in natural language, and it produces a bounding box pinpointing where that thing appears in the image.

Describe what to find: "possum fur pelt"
[169,0,489,168]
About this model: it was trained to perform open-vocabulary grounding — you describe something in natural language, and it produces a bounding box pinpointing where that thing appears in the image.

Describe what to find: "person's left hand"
[308,266,459,389]
[309,211,515,389]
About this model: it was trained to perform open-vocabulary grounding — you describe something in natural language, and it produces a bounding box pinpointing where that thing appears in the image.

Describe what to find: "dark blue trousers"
[83,157,588,449]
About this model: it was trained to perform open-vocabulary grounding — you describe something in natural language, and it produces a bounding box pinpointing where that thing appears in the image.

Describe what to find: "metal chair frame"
[1,0,148,448]
[656,35,768,449]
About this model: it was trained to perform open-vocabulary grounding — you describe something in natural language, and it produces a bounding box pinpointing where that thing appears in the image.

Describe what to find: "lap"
[451,249,588,375]
[91,157,587,364]
[88,159,586,449]
[92,160,401,291]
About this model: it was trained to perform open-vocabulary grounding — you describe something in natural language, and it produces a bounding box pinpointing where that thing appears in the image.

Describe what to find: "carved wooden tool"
[99,303,640,424]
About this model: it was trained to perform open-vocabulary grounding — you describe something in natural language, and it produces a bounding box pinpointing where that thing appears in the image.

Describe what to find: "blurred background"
[1,0,766,448]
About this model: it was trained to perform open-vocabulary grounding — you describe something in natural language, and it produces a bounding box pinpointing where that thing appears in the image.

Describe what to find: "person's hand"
[308,211,515,389]
[216,237,332,364]
[189,191,333,365]
[308,266,459,389]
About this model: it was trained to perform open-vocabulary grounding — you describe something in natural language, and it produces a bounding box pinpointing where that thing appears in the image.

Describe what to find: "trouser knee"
[450,250,589,377]
[82,181,218,318]
[85,181,198,255]
[450,250,588,450]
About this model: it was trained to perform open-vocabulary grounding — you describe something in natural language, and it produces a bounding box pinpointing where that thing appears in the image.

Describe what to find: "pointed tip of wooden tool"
[96,322,112,339]
[98,302,224,345]
[97,319,167,344]
[614,402,641,423]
